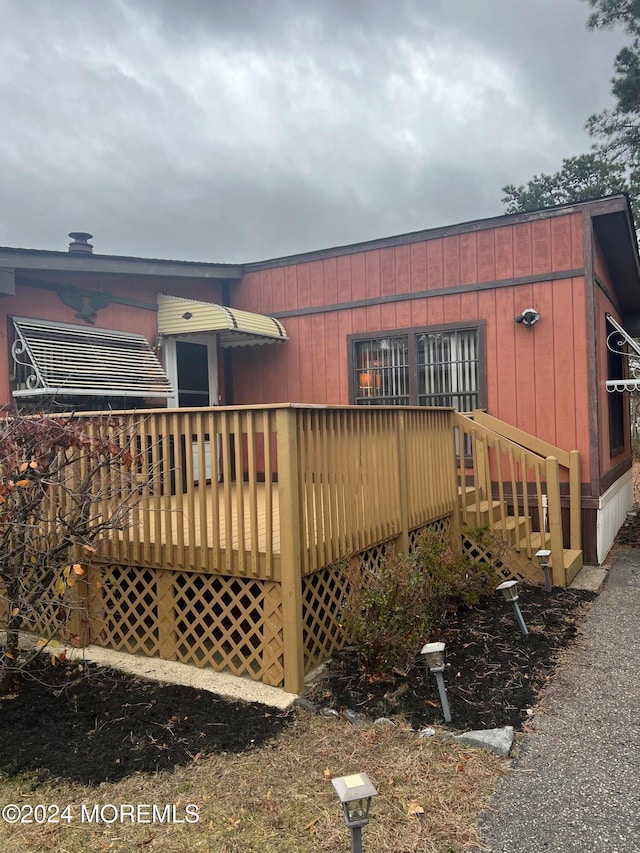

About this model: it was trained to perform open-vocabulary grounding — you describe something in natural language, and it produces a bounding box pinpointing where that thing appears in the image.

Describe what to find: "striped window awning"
[157,294,288,347]
[605,313,640,393]
[11,317,173,398]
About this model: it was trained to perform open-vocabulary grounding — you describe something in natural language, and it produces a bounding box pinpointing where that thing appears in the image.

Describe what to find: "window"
[351,324,483,410]
[353,336,409,405]
[417,329,479,411]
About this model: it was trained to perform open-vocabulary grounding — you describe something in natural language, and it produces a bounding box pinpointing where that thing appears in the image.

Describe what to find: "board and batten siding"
[231,213,591,480]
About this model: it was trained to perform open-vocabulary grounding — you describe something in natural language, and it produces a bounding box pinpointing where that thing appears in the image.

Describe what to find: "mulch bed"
[304,586,597,732]
[0,585,595,787]
[0,662,291,786]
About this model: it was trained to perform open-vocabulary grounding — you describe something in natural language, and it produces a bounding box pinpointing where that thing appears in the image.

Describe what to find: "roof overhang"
[591,197,640,321]
[157,294,288,347]
[11,317,173,398]
[0,248,242,280]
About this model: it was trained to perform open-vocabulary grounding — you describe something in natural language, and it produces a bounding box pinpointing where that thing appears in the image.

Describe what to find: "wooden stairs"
[455,412,583,588]
[459,486,582,587]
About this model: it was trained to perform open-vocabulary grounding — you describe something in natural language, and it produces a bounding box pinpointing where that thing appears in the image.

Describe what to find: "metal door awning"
[157,294,287,347]
[11,317,173,398]
[605,313,640,392]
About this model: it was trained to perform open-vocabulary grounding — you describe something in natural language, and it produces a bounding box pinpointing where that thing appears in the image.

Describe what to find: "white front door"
[164,335,219,481]
[164,334,218,409]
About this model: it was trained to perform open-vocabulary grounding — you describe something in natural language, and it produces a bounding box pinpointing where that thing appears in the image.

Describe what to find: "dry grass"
[0,711,504,853]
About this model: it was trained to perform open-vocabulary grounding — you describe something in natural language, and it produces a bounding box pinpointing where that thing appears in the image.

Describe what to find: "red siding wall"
[231,213,591,470]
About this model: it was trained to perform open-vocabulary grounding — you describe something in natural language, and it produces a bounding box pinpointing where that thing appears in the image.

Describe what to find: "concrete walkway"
[480,551,640,852]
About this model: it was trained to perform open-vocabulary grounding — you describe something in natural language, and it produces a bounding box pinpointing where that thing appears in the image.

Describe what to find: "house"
[1,196,639,692]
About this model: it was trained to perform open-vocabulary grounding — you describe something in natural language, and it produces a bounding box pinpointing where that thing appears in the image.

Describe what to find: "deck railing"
[294,406,458,575]
[82,405,282,579]
[72,404,459,581]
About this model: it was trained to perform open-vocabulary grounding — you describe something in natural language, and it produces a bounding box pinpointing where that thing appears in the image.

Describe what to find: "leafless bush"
[0,410,148,694]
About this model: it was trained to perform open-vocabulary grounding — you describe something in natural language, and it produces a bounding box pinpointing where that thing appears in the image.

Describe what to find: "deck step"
[462,499,501,521]
[492,515,527,545]
[516,530,551,551]
[557,549,583,585]
[458,486,484,508]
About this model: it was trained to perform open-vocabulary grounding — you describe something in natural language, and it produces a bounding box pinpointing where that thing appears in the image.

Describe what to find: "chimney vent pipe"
[68,232,94,254]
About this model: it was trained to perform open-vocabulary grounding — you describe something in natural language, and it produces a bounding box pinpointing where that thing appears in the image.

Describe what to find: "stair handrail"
[469,411,581,552]
[470,411,569,466]
[455,412,563,573]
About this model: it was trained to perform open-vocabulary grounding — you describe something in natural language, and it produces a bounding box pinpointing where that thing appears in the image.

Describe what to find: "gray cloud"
[0,0,627,261]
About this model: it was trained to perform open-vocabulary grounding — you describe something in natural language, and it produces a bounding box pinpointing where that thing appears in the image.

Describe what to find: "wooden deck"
[58,404,583,694]
[112,482,282,579]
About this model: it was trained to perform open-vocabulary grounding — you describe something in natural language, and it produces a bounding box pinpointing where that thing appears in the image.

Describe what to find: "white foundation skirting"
[596,468,634,563]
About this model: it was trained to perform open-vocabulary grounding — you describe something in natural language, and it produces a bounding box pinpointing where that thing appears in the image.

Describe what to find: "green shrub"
[341,550,433,678]
[341,528,495,678]
[413,527,496,614]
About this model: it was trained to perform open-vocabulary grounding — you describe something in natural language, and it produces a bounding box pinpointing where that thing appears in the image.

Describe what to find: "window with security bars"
[351,326,481,412]
[353,336,410,405]
[417,329,479,412]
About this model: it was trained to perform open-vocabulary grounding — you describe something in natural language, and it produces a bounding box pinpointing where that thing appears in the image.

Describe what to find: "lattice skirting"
[461,530,545,585]
[10,515,454,689]
[302,516,453,674]
[86,565,285,687]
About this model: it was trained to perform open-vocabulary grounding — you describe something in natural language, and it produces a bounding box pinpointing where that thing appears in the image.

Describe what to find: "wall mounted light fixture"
[514,308,540,327]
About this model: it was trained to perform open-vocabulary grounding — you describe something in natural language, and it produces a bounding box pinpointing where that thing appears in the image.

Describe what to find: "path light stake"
[535,549,552,592]
[331,773,378,853]
[496,580,529,636]
[421,641,452,723]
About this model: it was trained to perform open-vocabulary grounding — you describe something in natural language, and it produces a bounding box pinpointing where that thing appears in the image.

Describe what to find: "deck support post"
[545,456,565,587]
[276,407,305,694]
[449,413,462,547]
[396,411,409,553]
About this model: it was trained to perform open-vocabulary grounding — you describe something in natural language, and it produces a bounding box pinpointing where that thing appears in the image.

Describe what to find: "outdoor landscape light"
[496,580,529,636]
[331,772,378,853]
[421,641,452,723]
[535,549,552,592]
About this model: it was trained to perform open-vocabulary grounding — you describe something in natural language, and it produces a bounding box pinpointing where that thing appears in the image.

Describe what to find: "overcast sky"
[0,0,628,263]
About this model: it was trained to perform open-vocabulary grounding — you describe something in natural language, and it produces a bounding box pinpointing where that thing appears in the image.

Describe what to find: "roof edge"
[0,247,243,280]
[243,194,632,272]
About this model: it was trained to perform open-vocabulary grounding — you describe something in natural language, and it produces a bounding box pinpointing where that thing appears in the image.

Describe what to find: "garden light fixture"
[496,580,529,636]
[421,641,452,723]
[535,549,552,592]
[331,772,378,853]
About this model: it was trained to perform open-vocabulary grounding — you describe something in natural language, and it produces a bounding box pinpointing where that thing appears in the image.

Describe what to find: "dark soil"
[0,661,291,786]
[0,586,596,787]
[305,586,597,732]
